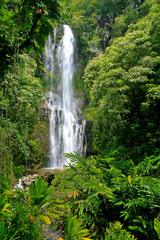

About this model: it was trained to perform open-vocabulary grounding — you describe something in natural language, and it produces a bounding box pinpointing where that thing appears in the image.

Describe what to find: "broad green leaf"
[40,215,51,225]
[154,218,160,239]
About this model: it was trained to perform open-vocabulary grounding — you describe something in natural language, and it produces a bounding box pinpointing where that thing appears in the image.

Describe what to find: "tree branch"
[19,12,43,50]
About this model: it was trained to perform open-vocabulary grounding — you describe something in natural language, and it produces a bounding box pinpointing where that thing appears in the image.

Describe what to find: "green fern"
[64,152,87,166]
[65,213,91,240]
[136,155,160,176]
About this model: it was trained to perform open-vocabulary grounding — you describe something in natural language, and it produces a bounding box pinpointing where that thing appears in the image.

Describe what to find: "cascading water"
[44,25,86,169]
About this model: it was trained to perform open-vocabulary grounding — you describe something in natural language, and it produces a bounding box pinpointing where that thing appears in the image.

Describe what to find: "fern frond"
[64,152,86,166]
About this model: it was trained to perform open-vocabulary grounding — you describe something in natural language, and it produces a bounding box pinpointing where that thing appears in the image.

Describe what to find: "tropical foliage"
[65,213,91,240]
[1,0,160,239]
[84,0,160,159]
[0,178,64,239]
[52,152,160,239]
[0,0,61,188]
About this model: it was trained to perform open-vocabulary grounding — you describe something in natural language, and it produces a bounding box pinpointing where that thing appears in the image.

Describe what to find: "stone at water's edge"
[21,174,39,192]
[21,174,39,186]
[20,168,66,191]
[27,168,66,178]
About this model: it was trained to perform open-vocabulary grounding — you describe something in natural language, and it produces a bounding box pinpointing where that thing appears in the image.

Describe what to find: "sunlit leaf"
[40,215,51,225]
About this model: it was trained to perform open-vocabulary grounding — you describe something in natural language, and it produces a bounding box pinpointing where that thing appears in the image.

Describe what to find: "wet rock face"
[38,107,51,122]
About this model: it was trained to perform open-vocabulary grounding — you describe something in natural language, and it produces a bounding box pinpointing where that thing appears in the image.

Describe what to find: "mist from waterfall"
[44,25,86,169]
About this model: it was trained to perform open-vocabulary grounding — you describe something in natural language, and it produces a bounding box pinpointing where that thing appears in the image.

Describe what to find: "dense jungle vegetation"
[0,0,160,239]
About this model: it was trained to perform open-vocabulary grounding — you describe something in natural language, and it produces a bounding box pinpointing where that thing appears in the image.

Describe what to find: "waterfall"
[44,25,86,169]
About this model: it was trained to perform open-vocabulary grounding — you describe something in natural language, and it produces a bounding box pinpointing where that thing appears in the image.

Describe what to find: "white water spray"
[44,25,86,169]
